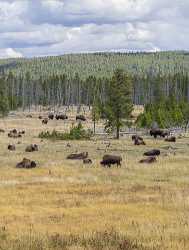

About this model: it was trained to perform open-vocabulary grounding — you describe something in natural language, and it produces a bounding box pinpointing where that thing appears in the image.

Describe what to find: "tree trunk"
[116,125,120,139]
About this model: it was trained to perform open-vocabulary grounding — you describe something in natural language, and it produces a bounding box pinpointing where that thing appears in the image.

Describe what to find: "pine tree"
[104,69,133,139]
[0,77,9,117]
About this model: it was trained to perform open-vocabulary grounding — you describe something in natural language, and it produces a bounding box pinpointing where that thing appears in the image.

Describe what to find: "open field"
[0,110,189,249]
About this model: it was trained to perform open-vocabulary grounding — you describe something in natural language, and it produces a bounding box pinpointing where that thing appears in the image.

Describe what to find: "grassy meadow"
[0,108,188,249]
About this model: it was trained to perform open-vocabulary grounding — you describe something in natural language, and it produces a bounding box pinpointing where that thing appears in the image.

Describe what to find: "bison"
[132,135,146,145]
[8,144,16,151]
[26,114,32,118]
[144,149,160,156]
[55,114,68,120]
[67,152,88,160]
[0,129,5,133]
[150,129,169,139]
[165,136,176,142]
[8,129,22,138]
[42,118,48,124]
[38,115,43,120]
[25,144,38,152]
[76,115,86,121]
[139,156,157,164]
[16,158,37,169]
[100,154,122,168]
[48,113,54,120]
[83,158,92,164]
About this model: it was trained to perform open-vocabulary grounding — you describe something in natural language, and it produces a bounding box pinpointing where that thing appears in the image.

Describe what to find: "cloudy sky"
[0,0,188,58]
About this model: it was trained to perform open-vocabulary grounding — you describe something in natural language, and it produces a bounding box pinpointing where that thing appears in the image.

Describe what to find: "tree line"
[0,68,188,113]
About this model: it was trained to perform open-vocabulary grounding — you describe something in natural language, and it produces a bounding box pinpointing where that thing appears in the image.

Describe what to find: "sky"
[0,0,188,58]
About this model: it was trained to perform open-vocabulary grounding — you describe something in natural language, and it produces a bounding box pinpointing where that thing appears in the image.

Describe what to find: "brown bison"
[16,158,37,169]
[150,129,169,139]
[144,149,160,156]
[0,129,5,133]
[76,115,86,121]
[139,156,157,164]
[83,159,92,164]
[25,144,38,152]
[26,114,32,118]
[38,115,43,119]
[48,113,54,120]
[56,114,68,120]
[42,118,48,124]
[8,144,16,151]
[100,154,122,168]
[132,135,145,145]
[8,129,22,138]
[67,152,88,160]
[165,136,176,142]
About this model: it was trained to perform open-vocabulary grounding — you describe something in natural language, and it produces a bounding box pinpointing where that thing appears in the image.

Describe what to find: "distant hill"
[0,51,189,79]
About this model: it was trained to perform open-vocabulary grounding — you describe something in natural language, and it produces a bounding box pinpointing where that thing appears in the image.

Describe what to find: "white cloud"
[0,0,188,58]
[0,48,23,58]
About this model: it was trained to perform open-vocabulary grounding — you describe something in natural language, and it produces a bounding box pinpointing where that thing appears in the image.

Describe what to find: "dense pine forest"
[0,51,189,112]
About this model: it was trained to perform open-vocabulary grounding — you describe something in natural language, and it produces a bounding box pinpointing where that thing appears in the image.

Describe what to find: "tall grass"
[0,229,146,250]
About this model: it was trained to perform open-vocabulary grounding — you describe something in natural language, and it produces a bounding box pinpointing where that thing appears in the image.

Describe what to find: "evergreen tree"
[0,78,9,117]
[104,69,133,139]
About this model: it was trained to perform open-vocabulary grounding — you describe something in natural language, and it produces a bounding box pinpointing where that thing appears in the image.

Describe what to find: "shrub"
[39,123,92,140]
[136,97,189,129]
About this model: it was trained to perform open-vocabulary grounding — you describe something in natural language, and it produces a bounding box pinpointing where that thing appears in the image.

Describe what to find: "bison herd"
[39,113,87,125]
[3,116,178,169]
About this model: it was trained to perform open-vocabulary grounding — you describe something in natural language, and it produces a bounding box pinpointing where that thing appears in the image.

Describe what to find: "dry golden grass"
[0,109,189,249]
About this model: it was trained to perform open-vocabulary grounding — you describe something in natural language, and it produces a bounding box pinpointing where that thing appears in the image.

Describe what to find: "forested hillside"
[0,51,188,111]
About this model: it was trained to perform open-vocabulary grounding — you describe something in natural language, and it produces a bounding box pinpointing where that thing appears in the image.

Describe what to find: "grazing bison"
[26,114,32,118]
[144,149,160,156]
[48,113,54,120]
[38,115,43,120]
[56,114,68,120]
[8,144,16,151]
[150,129,169,139]
[100,154,122,168]
[25,144,38,152]
[83,159,92,164]
[42,118,48,124]
[139,156,157,164]
[67,152,88,160]
[16,158,37,169]
[76,115,86,121]
[0,129,5,133]
[165,136,176,142]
